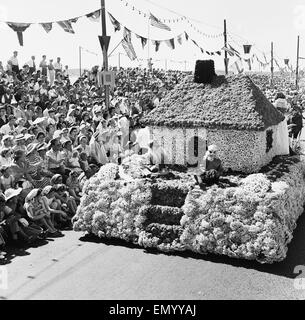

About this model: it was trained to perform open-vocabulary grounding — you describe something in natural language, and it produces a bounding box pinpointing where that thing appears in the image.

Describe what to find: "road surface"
[0,219,305,300]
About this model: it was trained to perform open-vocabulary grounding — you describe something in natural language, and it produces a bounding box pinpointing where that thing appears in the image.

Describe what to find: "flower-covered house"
[141,62,289,173]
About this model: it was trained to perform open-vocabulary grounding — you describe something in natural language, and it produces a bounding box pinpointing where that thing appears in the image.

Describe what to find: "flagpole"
[224,19,228,75]
[148,15,151,70]
[100,0,110,109]
[296,35,300,89]
[79,46,82,77]
[271,42,274,86]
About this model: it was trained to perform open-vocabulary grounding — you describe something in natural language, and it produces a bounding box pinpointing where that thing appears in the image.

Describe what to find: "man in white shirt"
[8,51,19,74]
[26,56,36,75]
[54,57,63,75]
[0,115,16,135]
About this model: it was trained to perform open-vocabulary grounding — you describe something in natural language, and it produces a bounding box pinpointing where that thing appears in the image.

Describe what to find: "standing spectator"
[8,51,19,74]
[39,55,48,78]
[54,57,63,76]
[26,56,36,75]
[48,59,55,86]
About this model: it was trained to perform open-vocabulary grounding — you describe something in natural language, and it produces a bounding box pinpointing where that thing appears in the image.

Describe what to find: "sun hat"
[25,188,40,202]
[24,133,35,141]
[15,134,25,142]
[2,135,13,141]
[53,130,63,139]
[32,117,46,125]
[51,174,62,184]
[4,188,22,201]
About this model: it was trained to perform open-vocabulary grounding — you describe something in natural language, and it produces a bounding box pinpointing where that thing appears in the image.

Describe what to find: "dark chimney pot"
[194,60,216,84]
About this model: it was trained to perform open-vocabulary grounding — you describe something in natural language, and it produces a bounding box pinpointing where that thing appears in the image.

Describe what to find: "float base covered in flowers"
[73,155,305,264]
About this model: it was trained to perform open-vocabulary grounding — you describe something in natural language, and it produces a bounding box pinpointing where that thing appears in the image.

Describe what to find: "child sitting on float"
[194,145,224,186]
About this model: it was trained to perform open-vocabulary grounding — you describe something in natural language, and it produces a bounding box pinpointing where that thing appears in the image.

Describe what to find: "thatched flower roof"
[141,74,285,131]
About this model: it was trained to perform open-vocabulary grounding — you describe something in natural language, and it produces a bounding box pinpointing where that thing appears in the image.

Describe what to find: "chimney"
[194,60,216,84]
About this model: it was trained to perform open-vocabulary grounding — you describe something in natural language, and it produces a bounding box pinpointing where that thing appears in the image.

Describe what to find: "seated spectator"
[66,170,81,203]
[0,165,14,191]
[24,188,61,237]
[41,186,71,229]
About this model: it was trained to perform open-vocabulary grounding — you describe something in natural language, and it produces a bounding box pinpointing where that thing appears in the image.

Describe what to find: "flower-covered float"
[73,61,305,264]
[73,154,305,264]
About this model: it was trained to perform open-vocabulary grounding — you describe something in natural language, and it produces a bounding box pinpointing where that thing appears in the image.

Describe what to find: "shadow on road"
[79,212,305,279]
[0,239,51,266]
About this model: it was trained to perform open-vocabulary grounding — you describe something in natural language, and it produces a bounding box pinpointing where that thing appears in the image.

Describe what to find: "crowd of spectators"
[0,51,189,259]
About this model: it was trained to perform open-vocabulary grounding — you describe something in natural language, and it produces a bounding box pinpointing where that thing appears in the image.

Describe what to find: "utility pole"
[165,59,167,71]
[79,46,82,77]
[118,52,121,69]
[296,35,300,89]
[184,60,187,71]
[224,19,228,75]
[99,0,111,109]
[271,42,274,86]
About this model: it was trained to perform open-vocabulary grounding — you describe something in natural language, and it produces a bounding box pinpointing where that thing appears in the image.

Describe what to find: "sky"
[0,0,304,72]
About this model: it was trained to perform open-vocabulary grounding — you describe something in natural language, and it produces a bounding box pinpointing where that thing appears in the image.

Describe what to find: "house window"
[194,136,198,157]
[266,129,273,153]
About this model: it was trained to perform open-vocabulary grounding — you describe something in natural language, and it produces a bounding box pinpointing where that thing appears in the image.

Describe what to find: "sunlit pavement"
[0,227,305,300]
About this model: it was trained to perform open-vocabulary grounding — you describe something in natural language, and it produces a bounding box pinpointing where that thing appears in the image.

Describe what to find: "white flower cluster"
[181,160,305,263]
[73,163,152,241]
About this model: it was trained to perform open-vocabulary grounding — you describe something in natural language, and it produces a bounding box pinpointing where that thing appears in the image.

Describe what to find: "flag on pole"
[40,22,52,33]
[108,13,121,32]
[57,19,76,34]
[122,39,137,60]
[228,45,241,58]
[122,28,137,61]
[87,9,100,22]
[149,13,171,31]
[7,22,31,46]
[222,46,235,57]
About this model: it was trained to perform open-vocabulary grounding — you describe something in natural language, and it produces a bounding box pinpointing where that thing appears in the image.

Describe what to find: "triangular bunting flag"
[216,51,221,56]
[177,34,182,45]
[136,35,147,49]
[165,38,175,50]
[57,20,76,34]
[40,22,52,33]
[152,40,161,52]
[149,13,171,31]
[87,9,101,22]
[122,38,137,61]
[7,22,31,46]
[185,32,189,41]
[123,27,131,42]
[108,12,121,32]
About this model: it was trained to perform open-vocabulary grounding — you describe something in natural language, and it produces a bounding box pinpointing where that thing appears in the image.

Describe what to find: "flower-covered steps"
[138,180,188,252]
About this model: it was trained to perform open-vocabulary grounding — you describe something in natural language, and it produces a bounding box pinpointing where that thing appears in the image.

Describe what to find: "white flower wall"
[181,158,305,263]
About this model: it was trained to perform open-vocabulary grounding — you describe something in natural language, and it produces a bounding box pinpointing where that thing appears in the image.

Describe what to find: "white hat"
[4,188,22,201]
[25,188,40,202]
